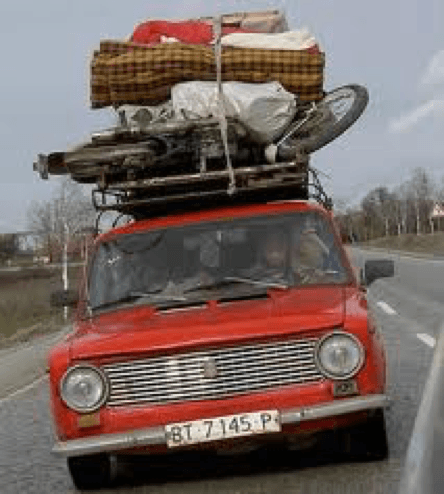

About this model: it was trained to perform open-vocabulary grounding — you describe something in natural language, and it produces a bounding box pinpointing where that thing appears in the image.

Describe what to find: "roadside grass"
[362,232,444,256]
[0,265,84,347]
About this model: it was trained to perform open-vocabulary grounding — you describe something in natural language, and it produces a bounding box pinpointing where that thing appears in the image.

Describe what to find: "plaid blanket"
[90,40,325,109]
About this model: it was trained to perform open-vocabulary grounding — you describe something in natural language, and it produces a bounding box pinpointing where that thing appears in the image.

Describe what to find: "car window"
[88,211,350,311]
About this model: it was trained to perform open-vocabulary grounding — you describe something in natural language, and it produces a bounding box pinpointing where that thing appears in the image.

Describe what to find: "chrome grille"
[102,338,323,407]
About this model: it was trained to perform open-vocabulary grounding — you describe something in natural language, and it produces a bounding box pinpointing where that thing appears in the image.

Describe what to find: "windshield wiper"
[91,288,186,312]
[130,290,187,302]
[92,294,144,312]
[224,276,289,289]
[92,276,289,311]
[185,276,289,293]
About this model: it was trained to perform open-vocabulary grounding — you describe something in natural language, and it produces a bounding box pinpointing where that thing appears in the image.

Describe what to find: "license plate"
[165,410,280,448]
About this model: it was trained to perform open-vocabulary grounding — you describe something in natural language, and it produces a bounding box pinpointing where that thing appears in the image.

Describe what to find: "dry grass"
[0,265,84,347]
[363,232,444,256]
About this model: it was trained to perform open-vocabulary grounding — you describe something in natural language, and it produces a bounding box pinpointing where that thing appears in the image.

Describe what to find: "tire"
[67,453,112,490]
[339,408,389,461]
[277,84,369,158]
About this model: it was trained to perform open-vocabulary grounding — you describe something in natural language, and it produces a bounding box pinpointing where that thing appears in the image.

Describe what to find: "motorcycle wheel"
[277,84,369,158]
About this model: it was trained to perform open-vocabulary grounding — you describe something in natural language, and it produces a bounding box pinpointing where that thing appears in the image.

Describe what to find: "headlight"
[316,332,364,380]
[60,364,108,412]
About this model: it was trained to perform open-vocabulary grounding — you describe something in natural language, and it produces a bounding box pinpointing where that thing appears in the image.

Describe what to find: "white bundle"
[171,81,297,144]
[220,28,318,51]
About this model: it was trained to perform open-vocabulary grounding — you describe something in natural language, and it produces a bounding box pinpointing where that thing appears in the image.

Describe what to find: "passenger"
[263,230,288,270]
[290,227,329,282]
[173,232,219,291]
[241,229,289,283]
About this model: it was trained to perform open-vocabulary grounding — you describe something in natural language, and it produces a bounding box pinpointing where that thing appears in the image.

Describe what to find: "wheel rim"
[323,88,357,121]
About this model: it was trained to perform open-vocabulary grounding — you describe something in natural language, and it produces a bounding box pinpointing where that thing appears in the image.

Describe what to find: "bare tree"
[393,183,412,235]
[27,179,96,261]
[0,233,19,263]
[408,168,435,234]
[361,186,394,239]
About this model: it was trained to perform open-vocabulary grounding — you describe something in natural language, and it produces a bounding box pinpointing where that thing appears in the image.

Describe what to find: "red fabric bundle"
[131,20,253,46]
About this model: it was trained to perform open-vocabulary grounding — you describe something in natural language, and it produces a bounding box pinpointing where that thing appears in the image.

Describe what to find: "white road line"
[0,375,47,407]
[416,333,436,348]
[377,301,397,315]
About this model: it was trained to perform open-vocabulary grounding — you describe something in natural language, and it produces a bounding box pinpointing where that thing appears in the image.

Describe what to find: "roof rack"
[90,157,332,220]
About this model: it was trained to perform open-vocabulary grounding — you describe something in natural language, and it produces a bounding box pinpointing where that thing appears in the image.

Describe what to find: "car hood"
[69,285,347,361]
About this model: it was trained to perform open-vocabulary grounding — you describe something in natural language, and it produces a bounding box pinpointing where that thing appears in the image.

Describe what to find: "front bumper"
[53,394,390,457]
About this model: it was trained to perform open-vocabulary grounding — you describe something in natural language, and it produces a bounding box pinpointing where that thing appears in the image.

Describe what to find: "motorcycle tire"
[277,84,369,159]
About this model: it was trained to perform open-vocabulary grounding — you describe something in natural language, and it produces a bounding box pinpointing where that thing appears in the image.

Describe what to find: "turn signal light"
[77,413,101,428]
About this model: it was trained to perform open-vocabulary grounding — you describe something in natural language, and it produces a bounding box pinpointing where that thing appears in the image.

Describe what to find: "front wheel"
[339,408,389,461]
[68,453,113,490]
[278,84,369,158]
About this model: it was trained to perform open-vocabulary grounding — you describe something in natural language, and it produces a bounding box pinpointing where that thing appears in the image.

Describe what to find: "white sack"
[221,28,318,50]
[171,81,297,143]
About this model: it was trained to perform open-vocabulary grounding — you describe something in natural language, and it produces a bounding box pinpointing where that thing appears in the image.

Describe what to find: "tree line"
[20,166,444,262]
[336,167,444,242]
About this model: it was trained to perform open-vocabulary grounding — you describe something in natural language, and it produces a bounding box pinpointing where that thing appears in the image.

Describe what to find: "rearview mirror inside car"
[363,259,395,286]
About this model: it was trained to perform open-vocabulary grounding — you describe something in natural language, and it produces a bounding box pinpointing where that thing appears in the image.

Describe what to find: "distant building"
[431,203,444,219]
[17,233,38,253]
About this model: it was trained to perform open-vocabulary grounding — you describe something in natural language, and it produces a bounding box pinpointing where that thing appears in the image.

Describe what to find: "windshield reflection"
[88,211,349,312]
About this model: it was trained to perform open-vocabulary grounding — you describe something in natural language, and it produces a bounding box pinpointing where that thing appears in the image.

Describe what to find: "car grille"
[102,337,323,407]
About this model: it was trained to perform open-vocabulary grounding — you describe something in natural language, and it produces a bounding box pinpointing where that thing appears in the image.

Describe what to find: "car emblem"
[201,357,218,379]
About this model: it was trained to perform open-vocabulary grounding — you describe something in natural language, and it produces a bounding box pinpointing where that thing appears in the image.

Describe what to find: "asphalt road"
[0,248,442,493]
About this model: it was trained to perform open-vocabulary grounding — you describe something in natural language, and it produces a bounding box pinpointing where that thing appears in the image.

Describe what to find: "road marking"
[416,333,436,348]
[0,375,47,407]
[377,301,397,315]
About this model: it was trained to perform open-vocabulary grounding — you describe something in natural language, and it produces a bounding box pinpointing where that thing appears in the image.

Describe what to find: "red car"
[48,199,393,489]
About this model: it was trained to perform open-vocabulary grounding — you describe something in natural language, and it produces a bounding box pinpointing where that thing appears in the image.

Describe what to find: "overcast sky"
[0,0,443,232]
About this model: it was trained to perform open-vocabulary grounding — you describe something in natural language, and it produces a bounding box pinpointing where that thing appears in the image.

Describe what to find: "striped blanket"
[90,40,325,109]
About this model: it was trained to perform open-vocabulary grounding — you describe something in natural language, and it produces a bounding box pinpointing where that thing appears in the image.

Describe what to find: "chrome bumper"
[53,394,391,457]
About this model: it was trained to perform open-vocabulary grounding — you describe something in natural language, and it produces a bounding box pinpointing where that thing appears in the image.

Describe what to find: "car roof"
[97,200,332,242]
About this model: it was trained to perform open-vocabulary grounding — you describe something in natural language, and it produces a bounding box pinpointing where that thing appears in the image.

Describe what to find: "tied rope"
[213,16,236,195]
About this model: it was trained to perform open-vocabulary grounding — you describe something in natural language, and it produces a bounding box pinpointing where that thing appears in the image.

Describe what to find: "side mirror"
[50,289,79,308]
[363,259,395,286]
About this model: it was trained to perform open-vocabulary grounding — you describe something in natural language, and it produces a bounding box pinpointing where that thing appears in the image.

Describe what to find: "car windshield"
[88,211,350,312]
